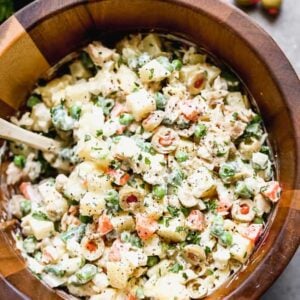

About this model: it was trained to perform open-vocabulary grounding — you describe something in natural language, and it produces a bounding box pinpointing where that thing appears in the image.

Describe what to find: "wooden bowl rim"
[0,0,299,299]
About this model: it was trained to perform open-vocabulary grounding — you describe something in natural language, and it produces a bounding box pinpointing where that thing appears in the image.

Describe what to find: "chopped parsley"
[169,262,183,273]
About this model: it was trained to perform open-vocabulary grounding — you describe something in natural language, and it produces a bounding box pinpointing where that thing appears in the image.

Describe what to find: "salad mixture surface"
[6,34,281,299]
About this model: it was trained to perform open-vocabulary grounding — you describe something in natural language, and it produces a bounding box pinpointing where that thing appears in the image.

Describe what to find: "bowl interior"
[0,1,299,299]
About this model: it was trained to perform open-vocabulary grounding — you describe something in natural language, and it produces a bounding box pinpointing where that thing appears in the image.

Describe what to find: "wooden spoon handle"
[0,118,61,153]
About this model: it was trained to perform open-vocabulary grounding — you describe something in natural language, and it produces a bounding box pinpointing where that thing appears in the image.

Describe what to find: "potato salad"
[6,34,281,299]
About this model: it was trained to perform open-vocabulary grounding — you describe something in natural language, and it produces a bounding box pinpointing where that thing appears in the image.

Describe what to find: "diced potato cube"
[111,214,135,232]
[106,261,133,289]
[139,59,171,83]
[80,192,105,216]
[85,42,114,67]
[188,167,216,198]
[77,137,112,170]
[147,259,171,278]
[145,274,188,300]
[143,234,163,257]
[113,136,140,160]
[157,213,187,242]
[74,105,104,140]
[28,217,54,240]
[65,82,91,106]
[230,233,254,263]
[116,64,138,93]
[226,92,248,110]
[126,89,156,121]
[139,34,162,57]
[35,75,72,107]
[201,64,221,83]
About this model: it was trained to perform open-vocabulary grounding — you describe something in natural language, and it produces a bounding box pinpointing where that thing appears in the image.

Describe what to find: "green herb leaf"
[205,199,217,212]
[186,231,201,244]
[120,232,143,248]
[32,211,49,221]
[105,189,120,215]
[69,105,81,120]
[167,205,180,217]
[79,215,93,224]
[147,255,160,267]
[169,262,183,273]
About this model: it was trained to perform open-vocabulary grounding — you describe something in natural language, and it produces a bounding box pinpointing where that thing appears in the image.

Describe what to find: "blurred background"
[0,0,299,299]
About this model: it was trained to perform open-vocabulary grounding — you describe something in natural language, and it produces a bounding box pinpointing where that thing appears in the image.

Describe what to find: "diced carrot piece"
[98,214,113,236]
[82,179,88,188]
[242,224,263,244]
[109,240,121,262]
[107,168,130,186]
[19,182,36,201]
[187,210,205,231]
[108,239,130,262]
[127,294,137,300]
[111,102,126,118]
[136,214,158,240]
[119,173,130,186]
[261,181,281,203]
[181,101,201,122]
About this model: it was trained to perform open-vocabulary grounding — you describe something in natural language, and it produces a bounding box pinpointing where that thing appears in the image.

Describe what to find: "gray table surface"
[227,1,300,299]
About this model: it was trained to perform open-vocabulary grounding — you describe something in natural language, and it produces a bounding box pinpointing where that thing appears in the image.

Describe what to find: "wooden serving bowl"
[0,0,299,299]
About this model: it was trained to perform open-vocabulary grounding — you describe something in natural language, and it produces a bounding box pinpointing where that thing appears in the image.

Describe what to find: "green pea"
[175,151,188,162]
[75,264,97,284]
[253,217,264,224]
[27,95,41,108]
[60,224,86,242]
[235,181,253,198]
[219,163,236,183]
[69,105,81,120]
[220,231,233,246]
[13,155,26,169]
[194,124,207,140]
[153,185,167,199]
[20,200,31,216]
[210,216,224,238]
[119,113,134,125]
[155,92,167,110]
[171,59,183,71]
[44,265,65,277]
[147,255,160,267]
[23,236,37,254]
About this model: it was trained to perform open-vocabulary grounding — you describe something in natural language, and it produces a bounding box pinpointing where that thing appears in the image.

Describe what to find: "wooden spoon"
[0,118,62,154]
